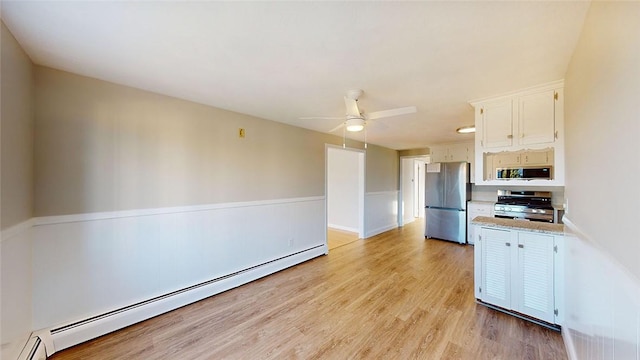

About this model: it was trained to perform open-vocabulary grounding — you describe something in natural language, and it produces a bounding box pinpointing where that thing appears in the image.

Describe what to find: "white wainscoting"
[1,219,35,360]
[562,217,640,360]
[364,191,399,238]
[23,196,326,354]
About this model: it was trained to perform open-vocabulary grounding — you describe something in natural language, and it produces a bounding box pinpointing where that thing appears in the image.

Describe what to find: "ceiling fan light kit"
[346,118,365,132]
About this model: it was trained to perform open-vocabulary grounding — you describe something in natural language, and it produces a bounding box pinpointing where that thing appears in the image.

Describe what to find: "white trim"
[365,223,398,238]
[561,326,578,360]
[47,245,326,353]
[364,190,399,238]
[327,224,359,233]
[1,218,34,243]
[33,196,324,226]
[563,216,640,295]
[561,215,640,360]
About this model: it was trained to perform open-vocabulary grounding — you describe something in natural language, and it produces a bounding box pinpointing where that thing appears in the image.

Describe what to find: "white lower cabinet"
[467,202,494,244]
[474,225,562,325]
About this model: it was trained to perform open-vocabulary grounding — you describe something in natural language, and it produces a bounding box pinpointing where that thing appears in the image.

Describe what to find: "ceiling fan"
[300,89,417,133]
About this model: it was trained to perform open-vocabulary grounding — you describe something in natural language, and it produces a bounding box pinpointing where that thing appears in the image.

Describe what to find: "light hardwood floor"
[327,227,359,250]
[51,220,567,360]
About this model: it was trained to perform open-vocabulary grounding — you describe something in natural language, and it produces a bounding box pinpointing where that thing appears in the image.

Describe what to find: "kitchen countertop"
[471,216,564,235]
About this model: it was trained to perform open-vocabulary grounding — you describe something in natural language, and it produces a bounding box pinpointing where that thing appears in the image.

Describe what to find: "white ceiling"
[1,1,590,150]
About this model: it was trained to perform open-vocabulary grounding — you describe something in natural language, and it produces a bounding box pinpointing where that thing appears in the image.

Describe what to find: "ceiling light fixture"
[456,125,476,134]
[346,118,365,132]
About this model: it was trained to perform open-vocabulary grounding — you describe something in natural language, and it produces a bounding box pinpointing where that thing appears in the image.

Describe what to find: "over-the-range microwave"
[495,166,552,180]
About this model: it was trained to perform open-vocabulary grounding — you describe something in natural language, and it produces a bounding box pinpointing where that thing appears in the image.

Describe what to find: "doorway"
[326,146,365,250]
[399,156,429,226]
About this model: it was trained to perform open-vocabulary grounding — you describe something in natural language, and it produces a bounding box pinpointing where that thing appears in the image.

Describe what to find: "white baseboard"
[365,223,398,238]
[364,191,399,239]
[48,245,327,353]
[402,217,416,225]
[327,224,359,233]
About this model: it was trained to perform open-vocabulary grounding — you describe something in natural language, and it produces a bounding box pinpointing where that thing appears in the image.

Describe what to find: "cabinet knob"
[518,244,524,248]
[505,242,511,247]
[507,134,513,139]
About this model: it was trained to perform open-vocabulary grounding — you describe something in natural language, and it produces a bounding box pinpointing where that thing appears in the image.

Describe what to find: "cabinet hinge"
[479,287,482,293]
[555,130,558,139]
[554,245,558,253]
[554,92,558,101]
[480,108,484,115]
[478,235,482,241]
[554,309,559,316]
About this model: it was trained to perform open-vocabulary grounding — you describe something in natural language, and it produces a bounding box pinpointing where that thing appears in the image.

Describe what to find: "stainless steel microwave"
[495,166,552,180]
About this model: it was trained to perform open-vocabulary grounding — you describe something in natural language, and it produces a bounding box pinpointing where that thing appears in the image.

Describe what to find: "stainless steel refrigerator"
[424,162,470,244]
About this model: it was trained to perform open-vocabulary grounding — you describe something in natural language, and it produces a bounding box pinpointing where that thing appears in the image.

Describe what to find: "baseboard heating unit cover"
[47,244,326,353]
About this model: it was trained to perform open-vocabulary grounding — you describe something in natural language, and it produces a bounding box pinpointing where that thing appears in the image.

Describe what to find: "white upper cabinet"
[470,80,565,186]
[518,90,557,145]
[428,141,475,182]
[481,99,514,148]
[480,88,558,149]
[429,142,472,163]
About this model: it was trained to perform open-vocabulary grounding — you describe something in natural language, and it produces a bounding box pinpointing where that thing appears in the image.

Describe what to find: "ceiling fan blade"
[329,122,345,133]
[367,106,417,120]
[344,96,361,118]
[299,116,344,120]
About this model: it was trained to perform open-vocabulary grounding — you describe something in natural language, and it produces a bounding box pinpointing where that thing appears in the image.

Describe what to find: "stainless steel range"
[494,190,554,223]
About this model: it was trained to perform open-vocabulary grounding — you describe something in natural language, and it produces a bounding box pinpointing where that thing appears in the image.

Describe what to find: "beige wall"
[564,1,640,278]
[1,22,34,229]
[34,67,399,216]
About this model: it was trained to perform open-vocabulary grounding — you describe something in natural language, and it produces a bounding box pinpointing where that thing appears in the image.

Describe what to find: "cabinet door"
[494,152,521,167]
[473,225,482,299]
[519,90,556,145]
[480,228,513,309]
[522,149,551,165]
[447,144,469,162]
[515,232,555,323]
[482,99,514,148]
[430,147,447,163]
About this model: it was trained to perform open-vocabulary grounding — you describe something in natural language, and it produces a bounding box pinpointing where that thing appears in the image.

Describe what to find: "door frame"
[398,155,430,227]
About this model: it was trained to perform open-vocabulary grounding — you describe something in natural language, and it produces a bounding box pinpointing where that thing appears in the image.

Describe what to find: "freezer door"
[443,162,469,210]
[424,163,444,208]
[425,208,467,244]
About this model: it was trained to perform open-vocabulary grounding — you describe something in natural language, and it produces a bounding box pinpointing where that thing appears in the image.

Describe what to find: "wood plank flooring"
[50,220,567,360]
[327,227,359,250]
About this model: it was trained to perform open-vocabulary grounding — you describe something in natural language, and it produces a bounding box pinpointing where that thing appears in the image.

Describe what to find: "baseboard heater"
[47,244,326,354]
[16,332,55,360]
